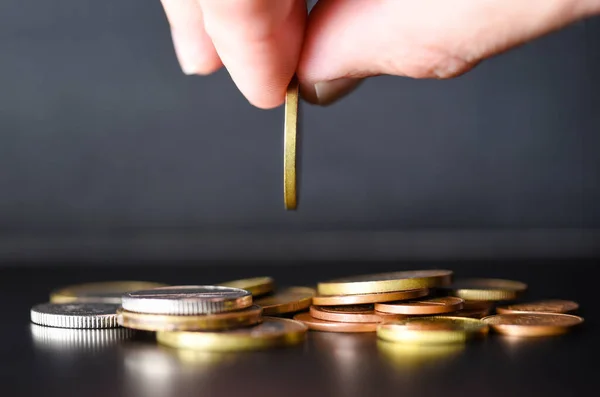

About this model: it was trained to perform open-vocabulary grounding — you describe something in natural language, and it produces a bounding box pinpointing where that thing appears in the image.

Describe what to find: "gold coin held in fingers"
[284,76,299,210]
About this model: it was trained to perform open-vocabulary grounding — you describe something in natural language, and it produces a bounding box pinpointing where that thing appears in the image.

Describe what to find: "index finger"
[198,0,307,109]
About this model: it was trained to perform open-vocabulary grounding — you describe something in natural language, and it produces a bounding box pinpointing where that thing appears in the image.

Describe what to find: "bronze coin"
[375,297,464,315]
[496,300,579,315]
[293,312,379,333]
[309,305,404,323]
[482,313,584,337]
[312,288,429,306]
[451,301,494,319]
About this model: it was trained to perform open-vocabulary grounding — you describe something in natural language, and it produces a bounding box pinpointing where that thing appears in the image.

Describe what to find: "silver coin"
[30,303,120,329]
[121,285,253,315]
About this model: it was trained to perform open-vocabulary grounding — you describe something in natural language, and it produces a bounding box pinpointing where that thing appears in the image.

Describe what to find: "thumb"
[298,0,600,105]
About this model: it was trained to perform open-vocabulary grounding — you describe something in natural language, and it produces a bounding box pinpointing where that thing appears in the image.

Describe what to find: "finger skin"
[299,0,600,86]
[199,0,306,109]
[160,0,222,75]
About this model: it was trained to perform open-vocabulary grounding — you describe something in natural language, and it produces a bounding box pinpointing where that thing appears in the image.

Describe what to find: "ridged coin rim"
[121,285,252,315]
[30,303,120,329]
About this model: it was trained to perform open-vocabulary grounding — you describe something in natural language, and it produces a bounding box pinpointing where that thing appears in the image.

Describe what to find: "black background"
[0,1,599,262]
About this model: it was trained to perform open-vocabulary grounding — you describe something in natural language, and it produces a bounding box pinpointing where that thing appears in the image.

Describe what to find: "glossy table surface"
[1,261,598,397]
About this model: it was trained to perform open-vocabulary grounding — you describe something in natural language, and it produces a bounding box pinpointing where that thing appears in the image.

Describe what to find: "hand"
[160,0,600,108]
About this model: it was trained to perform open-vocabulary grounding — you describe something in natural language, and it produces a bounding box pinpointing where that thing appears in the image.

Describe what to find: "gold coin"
[293,312,379,333]
[50,281,168,304]
[157,317,307,352]
[496,300,579,315]
[482,313,583,337]
[446,278,527,301]
[312,288,429,306]
[377,316,489,344]
[284,76,299,210]
[318,270,453,296]
[254,287,315,315]
[219,277,275,297]
[375,297,464,315]
[117,305,263,332]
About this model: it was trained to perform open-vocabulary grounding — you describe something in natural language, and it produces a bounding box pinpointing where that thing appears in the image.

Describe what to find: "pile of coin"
[32,277,314,352]
[29,270,584,353]
[292,270,583,344]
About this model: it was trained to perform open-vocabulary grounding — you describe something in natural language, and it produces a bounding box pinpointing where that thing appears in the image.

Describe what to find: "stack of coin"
[294,270,458,332]
[117,285,260,331]
[117,283,309,352]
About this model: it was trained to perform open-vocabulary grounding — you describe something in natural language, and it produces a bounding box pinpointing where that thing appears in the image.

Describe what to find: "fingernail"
[313,78,362,106]
[171,29,204,75]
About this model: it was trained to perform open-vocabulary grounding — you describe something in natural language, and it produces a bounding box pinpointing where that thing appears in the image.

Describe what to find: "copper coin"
[482,313,584,337]
[293,312,379,333]
[496,300,579,315]
[312,288,429,307]
[452,301,494,319]
[309,305,404,323]
[375,297,464,315]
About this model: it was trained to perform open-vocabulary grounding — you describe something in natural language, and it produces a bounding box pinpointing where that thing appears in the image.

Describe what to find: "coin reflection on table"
[30,324,137,352]
[121,341,239,397]
[377,340,465,370]
[310,332,379,397]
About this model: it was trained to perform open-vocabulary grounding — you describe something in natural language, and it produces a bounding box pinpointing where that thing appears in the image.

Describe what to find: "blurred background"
[0,1,598,264]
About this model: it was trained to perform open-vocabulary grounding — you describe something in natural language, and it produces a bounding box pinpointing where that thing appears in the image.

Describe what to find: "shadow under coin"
[309,332,380,397]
